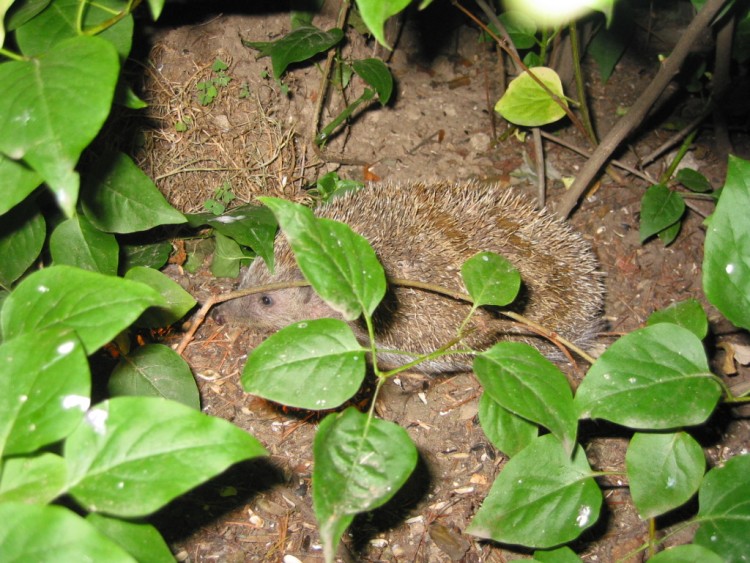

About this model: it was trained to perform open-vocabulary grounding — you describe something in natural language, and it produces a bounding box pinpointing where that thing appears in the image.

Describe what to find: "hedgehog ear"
[300,287,339,320]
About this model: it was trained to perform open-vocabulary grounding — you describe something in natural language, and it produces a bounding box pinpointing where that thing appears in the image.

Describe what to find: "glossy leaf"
[82,151,185,233]
[703,155,750,330]
[15,0,133,60]
[243,319,366,410]
[0,503,134,562]
[50,215,119,275]
[1,265,166,354]
[0,453,67,505]
[108,344,200,410]
[356,0,411,47]
[0,154,42,215]
[626,432,705,519]
[647,544,724,563]
[124,266,196,328]
[0,36,119,217]
[211,231,250,278]
[694,454,750,561]
[120,242,172,271]
[259,197,386,321]
[0,202,45,286]
[475,342,577,453]
[494,67,567,127]
[640,183,685,242]
[313,408,417,562]
[87,514,174,563]
[677,167,713,193]
[478,391,538,457]
[575,324,721,429]
[65,397,267,517]
[467,435,601,548]
[646,298,708,339]
[0,329,89,456]
[352,58,393,104]
[462,251,521,307]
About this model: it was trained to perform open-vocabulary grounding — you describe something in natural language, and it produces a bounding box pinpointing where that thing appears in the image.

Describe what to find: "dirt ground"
[128,2,750,561]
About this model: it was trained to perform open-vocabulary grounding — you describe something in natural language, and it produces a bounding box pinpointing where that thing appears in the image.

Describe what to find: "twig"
[556,0,730,218]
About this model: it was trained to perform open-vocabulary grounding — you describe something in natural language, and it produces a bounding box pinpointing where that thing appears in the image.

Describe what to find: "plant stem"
[568,20,597,146]
[0,47,26,61]
[659,129,698,184]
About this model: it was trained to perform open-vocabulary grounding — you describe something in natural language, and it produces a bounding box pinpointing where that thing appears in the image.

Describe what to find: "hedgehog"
[219,180,603,373]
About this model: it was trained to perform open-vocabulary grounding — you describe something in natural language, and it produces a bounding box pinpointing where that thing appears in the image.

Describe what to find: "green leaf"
[243,319,366,410]
[475,343,578,454]
[0,154,42,215]
[647,544,724,563]
[50,215,119,275]
[533,545,583,562]
[120,242,172,271]
[676,167,713,193]
[211,231,249,278]
[461,251,521,307]
[108,344,200,409]
[5,0,53,32]
[0,201,45,286]
[145,0,164,19]
[626,432,705,519]
[0,36,120,217]
[355,0,411,47]
[1,265,166,354]
[639,183,685,243]
[497,11,537,50]
[478,391,538,458]
[657,219,681,245]
[0,329,89,456]
[82,151,186,233]
[313,408,418,561]
[646,298,708,339]
[0,453,67,504]
[259,197,386,321]
[352,58,393,104]
[575,324,721,429]
[0,503,134,562]
[65,396,267,517]
[124,266,196,327]
[694,454,750,561]
[588,23,628,82]
[467,435,601,548]
[187,203,277,267]
[15,0,133,60]
[87,514,174,563]
[494,67,568,127]
[703,155,750,330]
[244,26,344,79]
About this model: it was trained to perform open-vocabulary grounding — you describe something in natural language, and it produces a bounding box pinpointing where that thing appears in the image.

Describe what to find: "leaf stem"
[0,47,26,61]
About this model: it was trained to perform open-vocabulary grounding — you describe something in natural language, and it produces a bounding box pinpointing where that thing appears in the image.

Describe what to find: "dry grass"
[134,43,314,213]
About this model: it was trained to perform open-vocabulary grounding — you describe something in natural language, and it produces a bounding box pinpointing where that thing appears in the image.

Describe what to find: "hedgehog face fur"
[220,180,604,373]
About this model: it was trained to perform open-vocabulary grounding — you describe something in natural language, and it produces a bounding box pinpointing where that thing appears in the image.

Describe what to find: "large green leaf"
[87,514,174,563]
[703,155,750,330]
[0,453,67,505]
[50,215,119,275]
[475,342,578,454]
[65,396,267,517]
[0,154,42,215]
[1,265,166,354]
[575,324,721,429]
[0,36,119,217]
[478,391,537,458]
[694,454,750,561]
[0,329,89,456]
[313,408,417,562]
[82,151,185,233]
[243,318,366,410]
[462,251,521,307]
[640,183,685,243]
[0,201,45,286]
[0,503,134,562]
[355,0,411,47]
[626,432,705,519]
[646,298,708,339]
[15,0,133,60]
[259,197,386,321]
[467,435,601,548]
[108,344,200,410]
[124,266,196,328]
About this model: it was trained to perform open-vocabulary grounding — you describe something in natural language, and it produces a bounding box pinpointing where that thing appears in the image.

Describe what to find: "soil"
[126,2,750,561]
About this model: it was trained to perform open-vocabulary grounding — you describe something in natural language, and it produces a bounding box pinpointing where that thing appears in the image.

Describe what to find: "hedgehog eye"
[260,294,273,307]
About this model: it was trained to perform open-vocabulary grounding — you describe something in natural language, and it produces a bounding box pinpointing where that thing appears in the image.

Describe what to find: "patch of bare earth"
[130,4,750,561]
